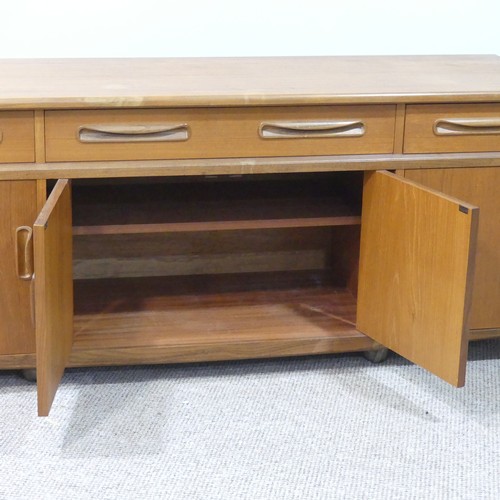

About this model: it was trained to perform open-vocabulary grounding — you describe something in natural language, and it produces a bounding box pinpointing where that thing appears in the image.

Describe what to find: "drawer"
[45,106,396,162]
[0,111,35,163]
[404,104,500,153]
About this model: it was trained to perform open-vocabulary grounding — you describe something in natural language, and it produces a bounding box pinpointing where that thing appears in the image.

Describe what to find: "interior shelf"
[71,173,362,235]
[73,211,361,235]
[71,271,369,361]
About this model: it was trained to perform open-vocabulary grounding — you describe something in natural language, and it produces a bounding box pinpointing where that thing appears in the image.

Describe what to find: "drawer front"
[404,104,500,153]
[0,111,35,163]
[45,106,396,162]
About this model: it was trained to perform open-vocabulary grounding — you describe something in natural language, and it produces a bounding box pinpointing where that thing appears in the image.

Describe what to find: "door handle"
[434,118,500,136]
[15,226,34,280]
[78,123,190,143]
[259,120,366,139]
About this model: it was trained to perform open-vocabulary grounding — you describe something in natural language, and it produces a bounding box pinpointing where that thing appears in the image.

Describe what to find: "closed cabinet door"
[0,181,37,356]
[402,167,500,331]
[34,179,73,416]
[357,171,478,387]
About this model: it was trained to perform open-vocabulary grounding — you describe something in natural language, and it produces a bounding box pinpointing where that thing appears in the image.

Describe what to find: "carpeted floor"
[1,340,499,500]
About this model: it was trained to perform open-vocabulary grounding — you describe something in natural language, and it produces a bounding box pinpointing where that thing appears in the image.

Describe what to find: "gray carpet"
[1,340,499,500]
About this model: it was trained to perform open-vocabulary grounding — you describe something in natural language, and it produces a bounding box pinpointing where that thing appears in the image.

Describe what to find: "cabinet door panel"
[403,167,499,330]
[34,179,73,416]
[357,171,478,387]
[0,181,37,355]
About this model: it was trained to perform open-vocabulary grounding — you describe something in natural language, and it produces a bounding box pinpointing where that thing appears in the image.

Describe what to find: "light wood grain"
[469,328,500,341]
[0,112,35,163]
[1,56,500,109]
[404,104,500,153]
[2,152,500,181]
[404,167,500,329]
[34,179,73,416]
[45,106,396,161]
[0,353,36,369]
[357,171,478,387]
[0,181,37,355]
[36,179,46,211]
[393,104,406,154]
[0,55,498,395]
[34,111,45,163]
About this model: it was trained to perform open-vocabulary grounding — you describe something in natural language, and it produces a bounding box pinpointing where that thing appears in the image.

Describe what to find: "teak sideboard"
[0,56,499,416]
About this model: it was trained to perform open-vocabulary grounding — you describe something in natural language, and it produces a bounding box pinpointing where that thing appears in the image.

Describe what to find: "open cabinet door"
[357,171,478,387]
[34,180,73,416]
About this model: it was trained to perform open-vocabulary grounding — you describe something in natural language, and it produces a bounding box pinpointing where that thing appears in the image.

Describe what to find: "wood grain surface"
[0,181,37,355]
[405,104,500,153]
[0,56,499,109]
[0,111,35,162]
[34,180,73,416]
[71,272,369,363]
[45,106,396,161]
[357,171,478,387]
[2,152,500,182]
[404,167,500,329]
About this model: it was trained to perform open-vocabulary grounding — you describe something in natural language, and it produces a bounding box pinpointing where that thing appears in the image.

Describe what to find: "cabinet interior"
[52,172,368,355]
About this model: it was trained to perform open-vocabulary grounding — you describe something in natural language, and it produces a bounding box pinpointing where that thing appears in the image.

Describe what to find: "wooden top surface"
[1,55,500,109]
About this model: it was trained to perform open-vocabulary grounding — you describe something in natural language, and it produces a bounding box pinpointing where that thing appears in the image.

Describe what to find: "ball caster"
[21,368,37,382]
[363,348,389,363]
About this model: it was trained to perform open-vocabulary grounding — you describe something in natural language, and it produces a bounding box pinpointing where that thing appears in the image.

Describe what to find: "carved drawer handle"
[78,123,190,143]
[15,226,33,280]
[259,120,366,139]
[434,118,500,136]
[0,130,3,143]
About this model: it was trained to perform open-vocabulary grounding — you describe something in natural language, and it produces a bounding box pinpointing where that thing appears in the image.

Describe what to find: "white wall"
[1,0,499,58]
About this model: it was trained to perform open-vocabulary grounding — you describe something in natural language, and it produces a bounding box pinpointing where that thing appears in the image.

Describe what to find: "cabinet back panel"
[73,228,335,280]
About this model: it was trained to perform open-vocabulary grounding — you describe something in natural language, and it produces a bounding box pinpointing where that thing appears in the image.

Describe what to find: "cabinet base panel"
[0,353,36,369]
[469,328,500,341]
[71,274,372,365]
[0,335,376,370]
[69,334,376,367]
[1,329,497,371]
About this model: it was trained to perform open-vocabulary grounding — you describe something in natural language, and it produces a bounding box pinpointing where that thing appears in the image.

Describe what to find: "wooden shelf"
[71,272,374,366]
[72,174,362,235]
[73,214,361,235]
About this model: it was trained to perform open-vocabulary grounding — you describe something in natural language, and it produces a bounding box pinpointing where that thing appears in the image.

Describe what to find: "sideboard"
[0,56,498,416]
